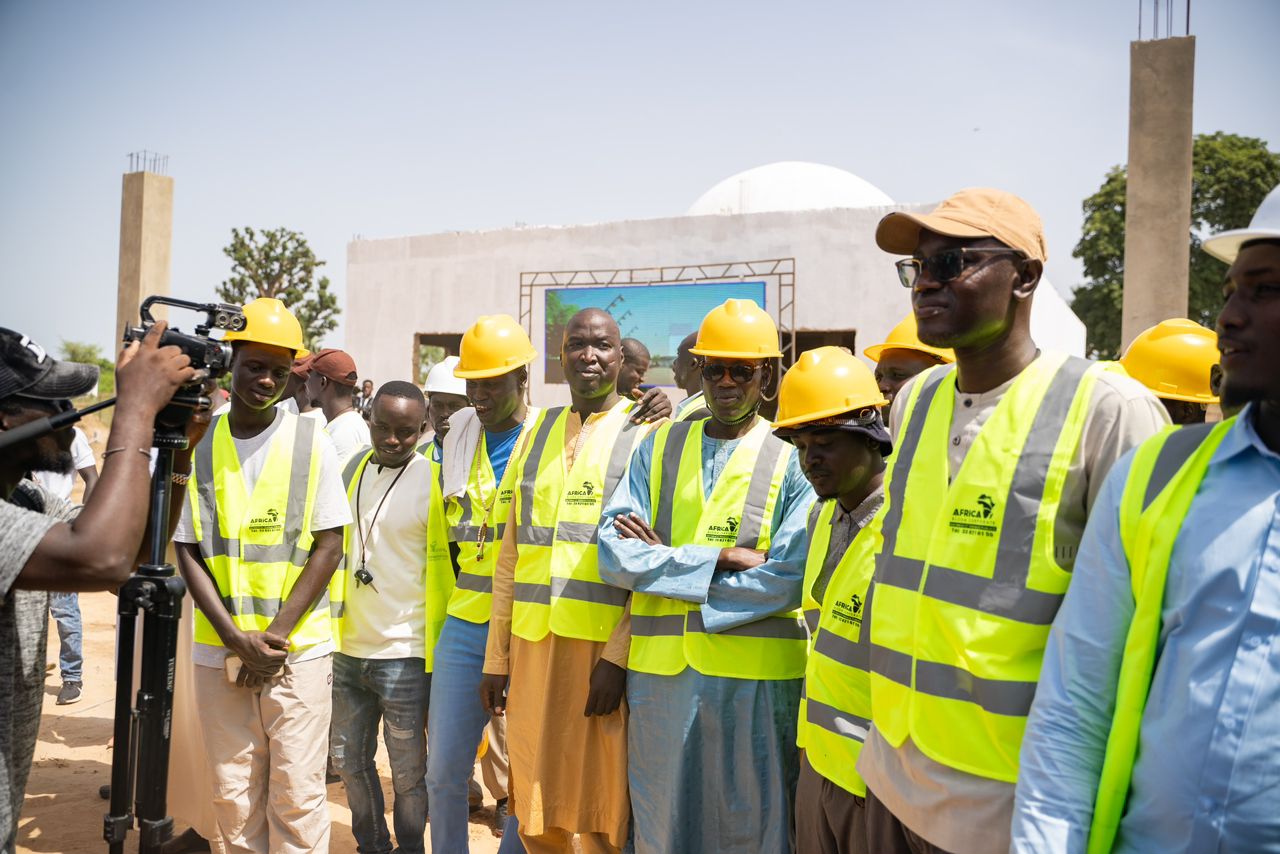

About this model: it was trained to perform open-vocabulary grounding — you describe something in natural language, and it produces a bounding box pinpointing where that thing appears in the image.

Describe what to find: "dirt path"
[19,590,504,853]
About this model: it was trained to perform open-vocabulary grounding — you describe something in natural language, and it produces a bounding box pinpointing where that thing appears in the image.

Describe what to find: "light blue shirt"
[597,425,815,632]
[1012,404,1280,853]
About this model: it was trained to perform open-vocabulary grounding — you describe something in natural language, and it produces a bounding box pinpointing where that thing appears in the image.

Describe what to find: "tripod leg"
[134,574,185,854]
[104,597,138,853]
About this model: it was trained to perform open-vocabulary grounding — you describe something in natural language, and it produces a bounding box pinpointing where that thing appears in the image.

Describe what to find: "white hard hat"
[1203,183,1280,264]
[423,355,467,397]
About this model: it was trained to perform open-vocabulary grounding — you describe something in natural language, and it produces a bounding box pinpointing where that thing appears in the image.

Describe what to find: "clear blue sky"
[2,0,1277,358]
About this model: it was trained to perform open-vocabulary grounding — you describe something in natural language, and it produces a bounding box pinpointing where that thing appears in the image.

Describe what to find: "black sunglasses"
[699,362,764,384]
[896,247,1026,289]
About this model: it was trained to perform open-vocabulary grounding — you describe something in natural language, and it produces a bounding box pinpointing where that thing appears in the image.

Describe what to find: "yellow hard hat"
[454,314,537,379]
[1119,318,1220,403]
[863,313,954,364]
[773,346,887,428]
[221,297,309,357]
[689,299,783,359]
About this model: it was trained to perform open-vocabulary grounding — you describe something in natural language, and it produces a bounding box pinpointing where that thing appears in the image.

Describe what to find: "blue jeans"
[49,592,82,682]
[426,616,522,853]
[331,652,430,854]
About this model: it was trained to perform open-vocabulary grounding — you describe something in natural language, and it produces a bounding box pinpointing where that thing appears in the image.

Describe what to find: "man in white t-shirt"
[307,349,369,463]
[173,298,351,853]
[330,382,450,854]
[30,426,98,705]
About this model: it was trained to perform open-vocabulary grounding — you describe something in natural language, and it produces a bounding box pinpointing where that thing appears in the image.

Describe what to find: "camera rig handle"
[139,296,246,337]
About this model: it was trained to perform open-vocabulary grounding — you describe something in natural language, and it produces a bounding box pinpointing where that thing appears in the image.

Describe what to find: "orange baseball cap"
[876,188,1047,263]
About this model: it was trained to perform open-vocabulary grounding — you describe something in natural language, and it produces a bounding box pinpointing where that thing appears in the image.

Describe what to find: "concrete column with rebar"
[1121,35,1195,350]
[116,170,174,338]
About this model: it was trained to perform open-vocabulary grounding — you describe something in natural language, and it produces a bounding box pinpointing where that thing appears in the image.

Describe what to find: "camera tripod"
[103,440,186,854]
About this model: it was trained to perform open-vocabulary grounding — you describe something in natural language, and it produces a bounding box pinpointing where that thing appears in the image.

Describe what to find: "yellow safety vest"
[629,417,805,679]
[1087,419,1230,854]
[801,499,833,636]
[674,391,709,422]
[800,516,881,797]
[867,352,1107,782]
[795,498,831,751]
[511,399,646,642]
[336,447,456,671]
[446,408,543,624]
[188,412,339,651]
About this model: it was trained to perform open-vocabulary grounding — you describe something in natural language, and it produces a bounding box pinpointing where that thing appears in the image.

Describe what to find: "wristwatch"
[171,470,192,486]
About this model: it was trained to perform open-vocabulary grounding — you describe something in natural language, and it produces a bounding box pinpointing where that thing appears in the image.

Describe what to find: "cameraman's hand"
[116,321,200,417]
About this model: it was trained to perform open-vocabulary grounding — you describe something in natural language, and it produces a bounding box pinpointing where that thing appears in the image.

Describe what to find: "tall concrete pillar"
[116,168,174,337]
[1120,36,1195,350]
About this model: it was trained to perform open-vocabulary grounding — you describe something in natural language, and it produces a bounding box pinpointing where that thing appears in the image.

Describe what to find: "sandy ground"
[18,590,505,853]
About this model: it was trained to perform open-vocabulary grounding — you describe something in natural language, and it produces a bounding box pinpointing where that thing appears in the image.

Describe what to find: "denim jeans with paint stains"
[330,652,430,854]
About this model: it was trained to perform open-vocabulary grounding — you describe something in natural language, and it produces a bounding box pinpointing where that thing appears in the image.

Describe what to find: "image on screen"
[544,281,768,385]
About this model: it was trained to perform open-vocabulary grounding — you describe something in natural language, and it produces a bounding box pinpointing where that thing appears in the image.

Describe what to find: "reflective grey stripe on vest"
[806,696,871,742]
[878,359,1093,625]
[653,421,696,544]
[875,367,952,592]
[518,407,567,529]
[200,540,312,564]
[603,417,640,501]
[341,446,373,487]
[513,581,551,605]
[452,523,506,543]
[1142,422,1216,511]
[221,588,333,621]
[516,526,555,547]
[550,576,629,607]
[683,407,710,422]
[195,414,316,566]
[686,609,807,640]
[804,609,820,633]
[454,572,493,594]
[455,492,474,528]
[736,433,786,547]
[631,613,686,637]
[555,520,598,544]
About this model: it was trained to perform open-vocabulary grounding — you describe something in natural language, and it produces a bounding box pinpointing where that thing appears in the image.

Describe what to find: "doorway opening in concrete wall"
[415,333,462,387]
[792,329,857,360]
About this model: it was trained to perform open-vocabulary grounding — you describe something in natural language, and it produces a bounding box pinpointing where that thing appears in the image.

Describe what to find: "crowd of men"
[1,183,1277,854]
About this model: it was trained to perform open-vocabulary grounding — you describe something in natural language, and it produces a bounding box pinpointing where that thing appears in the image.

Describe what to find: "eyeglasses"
[895,247,1026,289]
[699,362,764,384]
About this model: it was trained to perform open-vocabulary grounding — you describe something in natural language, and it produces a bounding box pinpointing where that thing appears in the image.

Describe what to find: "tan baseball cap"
[876,188,1048,263]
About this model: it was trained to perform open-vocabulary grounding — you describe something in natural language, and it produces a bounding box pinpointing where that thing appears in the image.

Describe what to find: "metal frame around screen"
[518,258,797,366]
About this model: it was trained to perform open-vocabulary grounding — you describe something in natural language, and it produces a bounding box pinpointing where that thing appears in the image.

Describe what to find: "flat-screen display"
[544,281,768,385]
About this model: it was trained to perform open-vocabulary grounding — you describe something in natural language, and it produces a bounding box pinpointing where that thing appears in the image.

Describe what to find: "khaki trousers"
[194,654,333,854]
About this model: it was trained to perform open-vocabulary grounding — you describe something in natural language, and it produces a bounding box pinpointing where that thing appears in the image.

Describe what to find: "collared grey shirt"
[809,485,885,606]
[1,480,78,854]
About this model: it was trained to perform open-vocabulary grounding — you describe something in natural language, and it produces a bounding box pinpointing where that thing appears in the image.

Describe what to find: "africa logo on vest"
[705,515,740,544]
[949,493,998,538]
[565,479,599,507]
[831,591,864,629]
[248,508,284,534]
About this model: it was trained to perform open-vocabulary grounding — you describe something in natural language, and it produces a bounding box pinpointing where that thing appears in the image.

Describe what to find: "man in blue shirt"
[1012,217,1280,850]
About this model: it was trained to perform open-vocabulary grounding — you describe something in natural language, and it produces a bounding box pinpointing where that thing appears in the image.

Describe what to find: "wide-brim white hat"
[1203,184,1280,264]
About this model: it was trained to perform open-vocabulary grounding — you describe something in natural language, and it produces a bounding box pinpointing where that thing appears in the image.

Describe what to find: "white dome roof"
[686,161,895,216]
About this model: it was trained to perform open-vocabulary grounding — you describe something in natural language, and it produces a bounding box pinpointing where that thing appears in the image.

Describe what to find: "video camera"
[122,296,246,447]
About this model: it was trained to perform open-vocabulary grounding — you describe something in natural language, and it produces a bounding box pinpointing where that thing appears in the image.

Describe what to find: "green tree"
[60,340,115,398]
[1071,132,1280,358]
[217,227,340,352]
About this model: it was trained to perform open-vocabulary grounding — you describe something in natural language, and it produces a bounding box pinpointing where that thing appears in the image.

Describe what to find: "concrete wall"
[116,171,174,338]
[346,206,1086,404]
[1121,36,1196,349]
